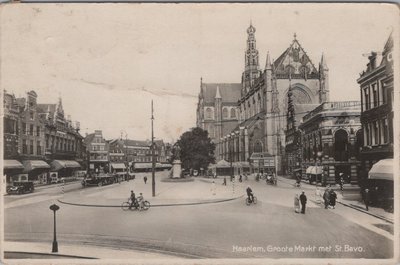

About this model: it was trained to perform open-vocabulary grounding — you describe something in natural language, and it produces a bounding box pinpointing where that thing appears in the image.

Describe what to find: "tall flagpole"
[151,100,156,197]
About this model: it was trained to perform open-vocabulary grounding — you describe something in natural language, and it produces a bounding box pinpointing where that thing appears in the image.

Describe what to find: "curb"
[57,195,244,208]
[4,251,97,259]
[337,201,393,224]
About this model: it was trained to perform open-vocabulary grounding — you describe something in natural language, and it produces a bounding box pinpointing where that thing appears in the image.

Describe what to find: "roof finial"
[294,32,297,40]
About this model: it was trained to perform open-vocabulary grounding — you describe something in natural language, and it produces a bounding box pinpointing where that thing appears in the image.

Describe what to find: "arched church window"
[230,108,236,118]
[222,108,228,119]
[254,141,263,153]
[205,108,213,120]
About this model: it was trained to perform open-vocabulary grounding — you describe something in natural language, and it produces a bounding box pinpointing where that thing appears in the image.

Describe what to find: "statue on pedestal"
[171,144,182,178]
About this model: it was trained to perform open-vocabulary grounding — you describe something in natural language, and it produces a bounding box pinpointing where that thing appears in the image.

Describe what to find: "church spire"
[320,53,328,70]
[265,51,272,70]
[242,22,260,93]
[215,85,222,99]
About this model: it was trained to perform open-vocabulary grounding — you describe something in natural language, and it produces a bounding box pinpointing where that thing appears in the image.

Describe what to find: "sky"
[1,3,398,142]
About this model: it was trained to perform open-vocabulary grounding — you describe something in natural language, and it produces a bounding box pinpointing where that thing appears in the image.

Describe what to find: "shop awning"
[215,159,231,168]
[305,166,323,175]
[134,163,153,169]
[51,160,81,171]
[111,163,126,170]
[3,160,24,170]
[233,161,250,168]
[22,160,50,172]
[368,159,393,181]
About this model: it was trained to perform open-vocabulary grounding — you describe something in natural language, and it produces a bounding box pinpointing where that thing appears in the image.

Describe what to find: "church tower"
[319,53,329,103]
[242,22,261,96]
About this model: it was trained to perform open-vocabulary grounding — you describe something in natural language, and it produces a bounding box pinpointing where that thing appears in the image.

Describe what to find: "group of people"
[322,188,337,209]
[294,191,307,214]
[129,190,146,210]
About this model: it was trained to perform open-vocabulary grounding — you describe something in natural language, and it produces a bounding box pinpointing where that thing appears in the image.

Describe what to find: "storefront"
[3,160,24,184]
[365,159,393,210]
[50,160,81,179]
[22,160,51,183]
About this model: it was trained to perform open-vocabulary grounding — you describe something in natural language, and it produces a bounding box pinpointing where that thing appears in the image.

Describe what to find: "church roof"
[293,104,320,126]
[273,37,318,77]
[201,83,241,104]
[235,112,265,130]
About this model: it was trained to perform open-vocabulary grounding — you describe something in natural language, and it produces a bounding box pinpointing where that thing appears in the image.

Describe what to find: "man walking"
[143,176,148,184]
[364,188,370,211]
[300,191,307,214]
[323,188,330,209]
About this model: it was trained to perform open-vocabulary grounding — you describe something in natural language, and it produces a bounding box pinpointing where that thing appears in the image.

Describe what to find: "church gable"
[273,38,319,78]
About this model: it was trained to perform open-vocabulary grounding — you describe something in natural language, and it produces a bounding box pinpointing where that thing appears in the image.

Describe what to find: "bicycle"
[245,196,257,206]
[121,199,151,211]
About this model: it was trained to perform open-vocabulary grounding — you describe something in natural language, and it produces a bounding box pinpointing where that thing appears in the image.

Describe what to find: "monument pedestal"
[172,160,182,178]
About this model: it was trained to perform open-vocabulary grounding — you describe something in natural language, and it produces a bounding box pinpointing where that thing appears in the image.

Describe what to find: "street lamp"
[316,151,323,185]
[49,204,60,253]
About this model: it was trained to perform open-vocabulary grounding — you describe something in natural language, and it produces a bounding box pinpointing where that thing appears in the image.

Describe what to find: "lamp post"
[49,204,60,253]
[151,100,155,197]
[316,151,323,186]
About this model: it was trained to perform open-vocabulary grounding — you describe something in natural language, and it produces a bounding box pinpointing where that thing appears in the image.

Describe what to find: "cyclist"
[129,190,136,209]
[246,186,254,203]
[136,192,144,211]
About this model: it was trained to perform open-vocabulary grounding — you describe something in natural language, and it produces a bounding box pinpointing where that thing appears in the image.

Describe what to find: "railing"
[303,101,360,122]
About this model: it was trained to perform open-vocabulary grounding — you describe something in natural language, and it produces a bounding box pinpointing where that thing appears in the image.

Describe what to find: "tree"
[173,127,215,171]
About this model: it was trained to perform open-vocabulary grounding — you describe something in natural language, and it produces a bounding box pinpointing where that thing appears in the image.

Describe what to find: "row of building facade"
[3,90,86,184]
[3,91,172,184]
[196,23,394,186]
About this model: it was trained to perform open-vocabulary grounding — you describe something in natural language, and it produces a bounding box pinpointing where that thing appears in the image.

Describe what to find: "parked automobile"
[7,181,34,194]
[81,174,117,187]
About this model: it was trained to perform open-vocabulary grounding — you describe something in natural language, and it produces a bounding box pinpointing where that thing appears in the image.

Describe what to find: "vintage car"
[7,181,34,194]
[81,174,118,187]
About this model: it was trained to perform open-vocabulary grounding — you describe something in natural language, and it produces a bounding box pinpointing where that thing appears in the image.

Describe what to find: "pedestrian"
[143,176,148,184]
[245,173,248,181]
[299,191,307,214]
[323,188,330,209]
[239,175,243,183]
[223,177,227,186]
[294,194,300,213]
[364,188,370,211]
[315,187,321,204]
[211,181,216,195]
[329,189,337,209]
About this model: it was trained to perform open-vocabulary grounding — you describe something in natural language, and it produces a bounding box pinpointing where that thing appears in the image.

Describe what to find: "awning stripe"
[22,160,50,172]
[3,160,24,170]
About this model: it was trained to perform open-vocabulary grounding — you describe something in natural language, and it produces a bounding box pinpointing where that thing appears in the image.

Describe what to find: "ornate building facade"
[357,34,394,182]
[216,24,329,174]
[3,90,85,183]
[298,101,362,185]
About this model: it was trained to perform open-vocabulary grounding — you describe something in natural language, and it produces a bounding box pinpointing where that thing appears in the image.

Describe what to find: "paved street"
[4,172,393,259]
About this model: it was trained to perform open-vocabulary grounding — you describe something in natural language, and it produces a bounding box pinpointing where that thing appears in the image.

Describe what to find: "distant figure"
[299,191,307,214]
[294,194,300,213]
[239,175,243,183]
[223,177,227,186]
[315,187,321,204]
[323,188,330,209]
[245,173,248,181]
[329,189,337,209]
[211,181,216,195]
[364,188,370,211]
[143,176,148,184]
